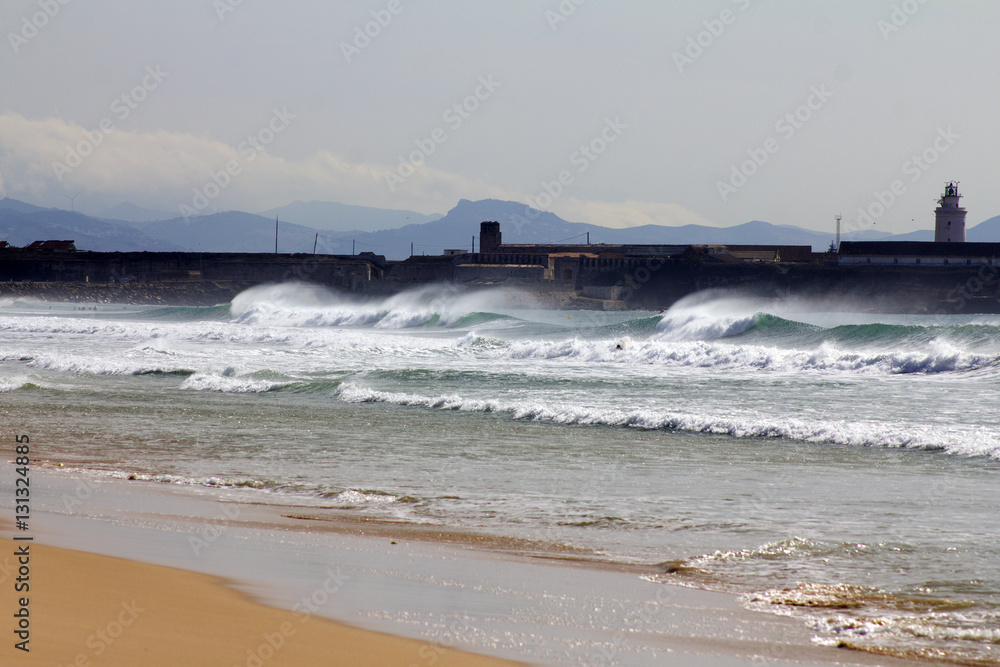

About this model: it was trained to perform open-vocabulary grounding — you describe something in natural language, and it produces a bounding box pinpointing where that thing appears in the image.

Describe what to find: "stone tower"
[935,181,966,243]
[480,221,501,253]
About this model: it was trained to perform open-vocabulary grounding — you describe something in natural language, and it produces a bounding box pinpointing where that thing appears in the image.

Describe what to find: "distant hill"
[0,207,180,251]
[98,201,177,223]
[135,212,323,253]
[333,199,892,259]
[2,196,998,257]
[885,230,934,242]
[259,200,442,234]
[0,197,49,215]
[868,216,999,243]
[969,215,1000,242]
[335,199,1000,259]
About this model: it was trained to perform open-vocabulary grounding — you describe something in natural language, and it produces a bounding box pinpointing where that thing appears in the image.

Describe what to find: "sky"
[1,0,998,236]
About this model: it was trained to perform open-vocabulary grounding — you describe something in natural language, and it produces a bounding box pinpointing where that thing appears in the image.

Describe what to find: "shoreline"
[0,533,520,667]
[3,467,928,666]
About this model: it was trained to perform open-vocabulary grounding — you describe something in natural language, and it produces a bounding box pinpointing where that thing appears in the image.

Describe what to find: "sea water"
[1,283,998,663]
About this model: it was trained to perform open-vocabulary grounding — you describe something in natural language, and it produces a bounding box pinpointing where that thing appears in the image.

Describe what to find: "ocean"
[2,283,999,664]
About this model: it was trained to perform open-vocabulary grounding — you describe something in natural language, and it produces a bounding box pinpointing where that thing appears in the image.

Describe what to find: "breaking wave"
[653,538,1000,663]
[473,333,1000,375]
[229,282,522,330]
[333,383,1000,459]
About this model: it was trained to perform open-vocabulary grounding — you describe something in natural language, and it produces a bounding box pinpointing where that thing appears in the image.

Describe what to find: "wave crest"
[229,282,520,330]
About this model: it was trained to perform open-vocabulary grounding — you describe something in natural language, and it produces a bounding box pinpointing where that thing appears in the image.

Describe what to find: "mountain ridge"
[2,196,998,258]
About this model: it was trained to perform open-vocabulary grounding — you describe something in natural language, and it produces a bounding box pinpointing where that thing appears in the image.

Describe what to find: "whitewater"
[2,283,999,663]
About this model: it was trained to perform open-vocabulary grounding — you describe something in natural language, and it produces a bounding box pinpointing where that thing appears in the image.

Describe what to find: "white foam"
[229,282,525,330]
[329,489,398,506]
[334,382,1000,459]
[655,312,758,341]
[476,336,1000,376]
[653,294,764,341]
[0,375,32,392]
[180,372,286,393]
[744,582,1000,662]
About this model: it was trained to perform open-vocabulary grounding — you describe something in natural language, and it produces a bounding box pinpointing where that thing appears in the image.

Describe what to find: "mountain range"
[2,196,999,260]
[259,200,442,233]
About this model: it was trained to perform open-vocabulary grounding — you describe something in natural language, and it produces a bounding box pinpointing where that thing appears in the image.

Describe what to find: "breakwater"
[2,248,999,313]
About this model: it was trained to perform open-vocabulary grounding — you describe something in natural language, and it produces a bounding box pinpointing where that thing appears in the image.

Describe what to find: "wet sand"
[0,536,519,667]
[2,468,927,666]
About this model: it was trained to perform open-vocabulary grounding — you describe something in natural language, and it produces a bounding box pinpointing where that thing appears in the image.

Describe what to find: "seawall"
[622,260,1000,314]
[3,250,1000,313]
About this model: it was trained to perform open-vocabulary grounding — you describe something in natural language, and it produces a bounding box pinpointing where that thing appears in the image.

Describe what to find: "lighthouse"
[934,181,966,243]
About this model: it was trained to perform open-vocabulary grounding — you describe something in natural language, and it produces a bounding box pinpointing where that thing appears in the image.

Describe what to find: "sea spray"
[229,281,531,329]
[4,292,1000,664]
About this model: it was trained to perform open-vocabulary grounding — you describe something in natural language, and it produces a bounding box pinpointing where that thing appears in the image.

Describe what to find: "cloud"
[0,112,239,207]
[0,112,509,215]
[550,198,721,229]
[0,113,715,229]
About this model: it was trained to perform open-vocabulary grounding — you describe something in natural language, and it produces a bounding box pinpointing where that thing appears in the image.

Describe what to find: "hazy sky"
[1,0,998,236]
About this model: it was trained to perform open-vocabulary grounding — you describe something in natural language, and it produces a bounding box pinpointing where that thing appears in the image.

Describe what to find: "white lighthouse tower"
[934,181,966,243]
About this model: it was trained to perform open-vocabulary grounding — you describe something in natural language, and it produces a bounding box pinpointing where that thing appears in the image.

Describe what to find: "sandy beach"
[0,533,519,667]
[0,468,930,667]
